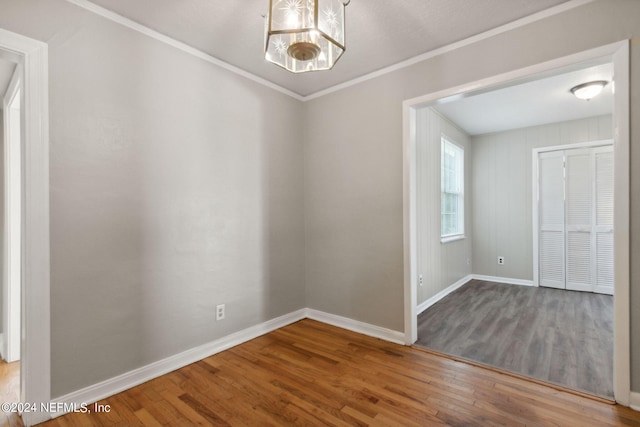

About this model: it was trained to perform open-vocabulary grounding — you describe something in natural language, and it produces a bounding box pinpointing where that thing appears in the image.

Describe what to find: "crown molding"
[304,0,597,100]
[64,0,305,101]
[65,0,596,102]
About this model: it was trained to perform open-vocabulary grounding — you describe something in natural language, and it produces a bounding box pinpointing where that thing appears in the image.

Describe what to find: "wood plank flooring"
[27,319,640,426]
[416,279,613,398]
[0,360,21,427]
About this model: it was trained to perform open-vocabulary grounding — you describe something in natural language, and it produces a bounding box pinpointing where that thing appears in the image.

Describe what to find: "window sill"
[441,235,466,244]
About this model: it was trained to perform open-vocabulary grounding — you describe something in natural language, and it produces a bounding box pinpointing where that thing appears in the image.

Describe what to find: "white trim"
[416,274,472,315]
[534,139,613,154]
[403,40,630,406]
[471,275,535,287]
[403,106,418,345]
[532,140,614,288]
[3,64,22,364]
[532,148,540,289]
[52,309,308,419]
[0,28,51,427]
[403,41,626,110]
[440,235,465,244]
[630,392,640,412]
[612,40,631,407]
[305,309,405,345]
[63,0,304,102]
[63,0,594,102]
[49,309,403,419]
[416,274,536,316]
[305,0,597,101]
[440,136,465,241]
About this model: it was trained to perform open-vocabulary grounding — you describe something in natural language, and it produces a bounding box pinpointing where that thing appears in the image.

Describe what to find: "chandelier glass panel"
[265,0,348,73]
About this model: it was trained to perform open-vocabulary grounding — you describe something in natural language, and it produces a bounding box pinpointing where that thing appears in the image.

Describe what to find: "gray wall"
[304,0,640,389]
[0,0,305,397]
[2,0,640,398]
[304,84,405,330]
[416,108,472,305]
[471,115,613,280]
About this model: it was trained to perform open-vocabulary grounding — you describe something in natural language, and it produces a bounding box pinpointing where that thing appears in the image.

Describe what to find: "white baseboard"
[415,274,535,315]
[0,333,4,361]
[51,309,307,418]
[471,274,535,287]
[630,391,640,411]
[50,307,405,420]
[416,274,473,315]
[305,308,405,345]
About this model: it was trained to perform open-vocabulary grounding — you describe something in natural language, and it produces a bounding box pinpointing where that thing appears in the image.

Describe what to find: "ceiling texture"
[82,0,574,97]
[435,62,613,136]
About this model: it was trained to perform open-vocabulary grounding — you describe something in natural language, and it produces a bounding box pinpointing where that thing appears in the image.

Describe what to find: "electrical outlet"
[498,256,505,265]
[216,304,225,320]
[419,275,423,287]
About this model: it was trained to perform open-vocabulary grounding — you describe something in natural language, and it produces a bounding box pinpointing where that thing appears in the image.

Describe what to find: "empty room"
[0,0,640,426]
[413,62,616,398]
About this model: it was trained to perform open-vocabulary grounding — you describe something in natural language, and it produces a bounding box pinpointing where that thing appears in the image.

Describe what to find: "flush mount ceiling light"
[570,80,608,100]
[264,0,350,73]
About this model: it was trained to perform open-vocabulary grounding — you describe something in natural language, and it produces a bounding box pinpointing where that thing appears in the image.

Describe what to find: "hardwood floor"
[31,319,639,426]
[0,360,21,427]
[416,279,614,398]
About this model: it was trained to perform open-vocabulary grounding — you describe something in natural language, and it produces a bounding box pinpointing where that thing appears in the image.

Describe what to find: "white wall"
[304,0,640,389]
[471,115,613,280]
[416,108,472,305]
[0,110,3,354]
[0,0,305,397]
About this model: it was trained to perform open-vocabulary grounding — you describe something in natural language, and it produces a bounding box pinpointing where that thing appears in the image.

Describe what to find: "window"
[441,137,464,241]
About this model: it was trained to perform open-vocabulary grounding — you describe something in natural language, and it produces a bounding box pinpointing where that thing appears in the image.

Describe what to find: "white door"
[537,144,613,295]
[565,148,593,292]
[593,147,614,294]
[538,151,565,289]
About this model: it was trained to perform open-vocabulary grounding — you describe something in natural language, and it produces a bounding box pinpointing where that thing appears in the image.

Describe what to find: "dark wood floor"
[416,279,614,398]
[33,319,640,426]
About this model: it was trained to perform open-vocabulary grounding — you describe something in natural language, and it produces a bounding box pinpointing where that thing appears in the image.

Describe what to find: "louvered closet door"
[594,146,614,294]
[537,144,614,295]
[565,148,594,292]
[538,151,565,289]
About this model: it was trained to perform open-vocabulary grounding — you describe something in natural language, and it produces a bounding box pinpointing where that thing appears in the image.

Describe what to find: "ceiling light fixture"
[570,80,608,100]
[264,0,350,73]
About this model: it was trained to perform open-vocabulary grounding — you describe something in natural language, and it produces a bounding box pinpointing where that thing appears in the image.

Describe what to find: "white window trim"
[440,136,465,239]
[441,234,466,244]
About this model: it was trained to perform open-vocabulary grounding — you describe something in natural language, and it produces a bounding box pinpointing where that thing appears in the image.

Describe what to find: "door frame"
[3,64,22,363]
[402,40,630,404]
[0,28,50,426]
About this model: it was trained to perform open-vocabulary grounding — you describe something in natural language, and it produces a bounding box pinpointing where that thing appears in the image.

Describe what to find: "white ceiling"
[83,0,572,96]
[434,62,613,136]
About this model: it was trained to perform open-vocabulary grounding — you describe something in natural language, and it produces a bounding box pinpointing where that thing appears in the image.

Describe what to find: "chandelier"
[264,0,350,73]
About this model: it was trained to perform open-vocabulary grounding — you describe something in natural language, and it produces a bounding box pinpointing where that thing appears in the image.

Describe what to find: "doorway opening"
[0,27,51,427]
[403,41,630,404]
[0,49,22,425]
